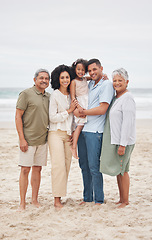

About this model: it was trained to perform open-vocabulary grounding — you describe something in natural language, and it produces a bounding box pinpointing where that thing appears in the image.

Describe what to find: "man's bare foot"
[79,201,86,205]
[70,147,79,159]
[115,200,122,205]
[117,202,129,208]
[95,203,102,206]
[17,203,26,211]
[32,200,41,208]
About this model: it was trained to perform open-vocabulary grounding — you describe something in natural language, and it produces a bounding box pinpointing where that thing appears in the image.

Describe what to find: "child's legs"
[73,125,84,149]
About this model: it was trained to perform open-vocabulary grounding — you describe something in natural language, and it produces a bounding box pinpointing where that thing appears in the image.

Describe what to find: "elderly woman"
[100,68,136,208]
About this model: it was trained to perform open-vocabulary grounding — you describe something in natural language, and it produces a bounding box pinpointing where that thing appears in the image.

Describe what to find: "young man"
[15,69,50,210]
[76,59,114,205]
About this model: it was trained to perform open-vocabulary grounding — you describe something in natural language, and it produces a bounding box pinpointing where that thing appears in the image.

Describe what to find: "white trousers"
[48,130,72,197]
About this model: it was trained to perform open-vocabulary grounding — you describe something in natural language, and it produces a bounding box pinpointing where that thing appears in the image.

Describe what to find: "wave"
[0,88,152,120]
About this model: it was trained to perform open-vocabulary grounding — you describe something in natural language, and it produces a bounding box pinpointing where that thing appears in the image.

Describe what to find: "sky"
[0,0,152,89]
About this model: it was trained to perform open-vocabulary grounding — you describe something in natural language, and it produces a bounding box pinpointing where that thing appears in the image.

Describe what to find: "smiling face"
[34,72,50,93]
[113,74,129,95]
[59,71,71,92]
[75,63,85,79]
[88,63,103,84]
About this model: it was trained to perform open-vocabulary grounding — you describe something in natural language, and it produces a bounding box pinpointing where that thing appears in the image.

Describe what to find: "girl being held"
[70,59,90,159]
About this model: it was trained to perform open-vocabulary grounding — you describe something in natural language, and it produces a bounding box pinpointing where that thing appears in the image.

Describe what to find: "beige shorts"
[19,143,48,167]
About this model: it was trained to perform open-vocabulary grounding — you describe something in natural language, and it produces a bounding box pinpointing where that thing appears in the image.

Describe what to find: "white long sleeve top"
[49,89,74,135]
[109,92,136,146]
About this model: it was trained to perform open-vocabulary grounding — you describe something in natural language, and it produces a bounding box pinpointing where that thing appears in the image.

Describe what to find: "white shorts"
[19,143,48,167]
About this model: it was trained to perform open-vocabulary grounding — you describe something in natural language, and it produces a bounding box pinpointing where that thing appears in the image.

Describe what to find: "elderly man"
[77,59,114,205]
[15,69,50,210]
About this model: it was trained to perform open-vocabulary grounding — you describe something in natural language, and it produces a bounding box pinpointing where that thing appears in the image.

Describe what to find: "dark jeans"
[78,131,104,204]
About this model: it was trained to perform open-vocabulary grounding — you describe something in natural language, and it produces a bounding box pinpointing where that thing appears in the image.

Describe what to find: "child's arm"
[86,74,108,81]
[70,80,76,100]
[86,76,92,81]
[103,74,109,80]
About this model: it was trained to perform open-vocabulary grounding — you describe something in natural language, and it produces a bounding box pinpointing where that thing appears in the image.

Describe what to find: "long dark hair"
[51,64,73,92]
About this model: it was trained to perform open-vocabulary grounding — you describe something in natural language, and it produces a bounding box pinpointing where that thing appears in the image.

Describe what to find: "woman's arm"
[120,98,136,147]
[49,94,77,123]
[67,99,77,114]
[117,145,126,155]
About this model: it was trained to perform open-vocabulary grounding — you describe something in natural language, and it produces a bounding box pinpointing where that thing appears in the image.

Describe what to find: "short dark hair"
[71,58,88,79]
[51,64,72,92]
[87,58,101,68]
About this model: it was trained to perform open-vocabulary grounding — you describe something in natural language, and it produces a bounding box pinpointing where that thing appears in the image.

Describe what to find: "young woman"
[48,65,77,208]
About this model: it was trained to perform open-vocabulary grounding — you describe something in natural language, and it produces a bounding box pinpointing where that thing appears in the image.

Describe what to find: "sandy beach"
[0,119,152,240]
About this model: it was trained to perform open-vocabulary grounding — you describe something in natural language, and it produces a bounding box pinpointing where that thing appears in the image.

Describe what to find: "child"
[70,59,90,159]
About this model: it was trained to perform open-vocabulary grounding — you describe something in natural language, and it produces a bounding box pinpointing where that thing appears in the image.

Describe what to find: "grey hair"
[112,68,129,81]
[34,68,50,79]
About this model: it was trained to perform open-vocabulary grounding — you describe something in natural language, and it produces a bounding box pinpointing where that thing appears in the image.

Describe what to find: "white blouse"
[49,89,74,135]
[109,92,136,146]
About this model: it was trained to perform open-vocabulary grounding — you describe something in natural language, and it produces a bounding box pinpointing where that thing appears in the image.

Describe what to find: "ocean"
[0,87,152,122]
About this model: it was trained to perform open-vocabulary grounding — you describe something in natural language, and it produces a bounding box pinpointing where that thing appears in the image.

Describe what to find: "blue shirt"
[83,78,114,133]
